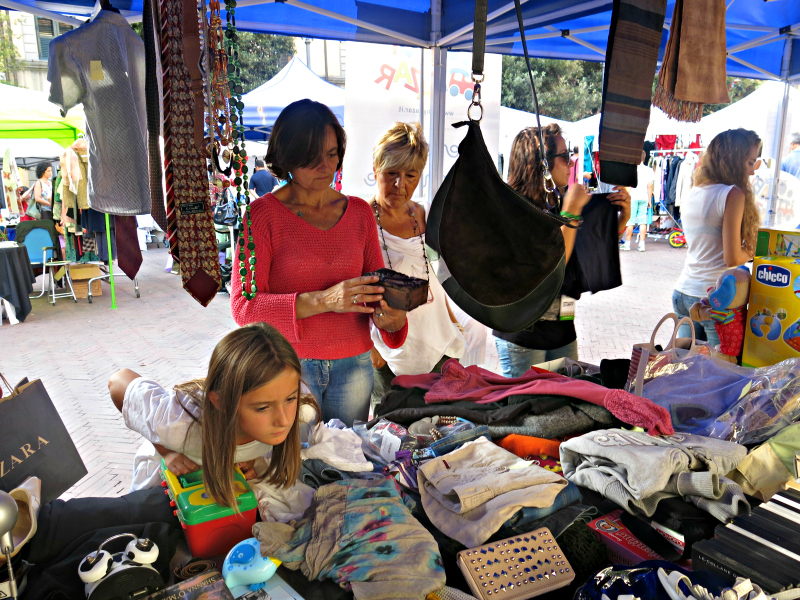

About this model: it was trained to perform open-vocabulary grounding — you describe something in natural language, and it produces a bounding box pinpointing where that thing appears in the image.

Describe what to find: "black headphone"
[78,533,159,584]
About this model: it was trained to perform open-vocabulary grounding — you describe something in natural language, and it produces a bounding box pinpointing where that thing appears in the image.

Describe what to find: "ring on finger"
[353,295,358,304]
[376,312,384,318]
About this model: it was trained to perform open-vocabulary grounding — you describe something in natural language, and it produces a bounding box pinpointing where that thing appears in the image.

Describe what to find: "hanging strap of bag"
[470,0,562,201]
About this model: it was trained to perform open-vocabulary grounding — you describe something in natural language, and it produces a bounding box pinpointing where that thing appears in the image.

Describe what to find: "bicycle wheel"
[669,231,685,248]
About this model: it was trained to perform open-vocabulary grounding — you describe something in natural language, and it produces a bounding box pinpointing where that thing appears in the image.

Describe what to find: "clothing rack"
[650,148,704,155]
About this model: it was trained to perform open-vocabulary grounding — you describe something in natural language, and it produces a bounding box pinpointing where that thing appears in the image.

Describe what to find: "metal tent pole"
[766,42,794,227]
[429,0,446,203]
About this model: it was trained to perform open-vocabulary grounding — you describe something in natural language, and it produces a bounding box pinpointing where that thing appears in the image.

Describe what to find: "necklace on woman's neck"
[372,199,429,280]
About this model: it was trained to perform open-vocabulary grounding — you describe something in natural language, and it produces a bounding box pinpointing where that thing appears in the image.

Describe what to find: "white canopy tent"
[697,81,800,163]
[241,56,345,141]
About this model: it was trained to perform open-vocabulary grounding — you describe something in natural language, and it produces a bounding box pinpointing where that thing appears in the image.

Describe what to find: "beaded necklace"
[222,0,257,299]
[372,199,429,280]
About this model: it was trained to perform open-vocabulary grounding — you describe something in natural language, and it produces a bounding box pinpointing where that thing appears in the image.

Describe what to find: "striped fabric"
[598,0,667,187]
[143,0,168,231]
[159,0,221,306]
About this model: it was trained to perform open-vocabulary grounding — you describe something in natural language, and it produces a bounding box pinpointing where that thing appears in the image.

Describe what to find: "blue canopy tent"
[240,55,345,141]
[2,0,797,211]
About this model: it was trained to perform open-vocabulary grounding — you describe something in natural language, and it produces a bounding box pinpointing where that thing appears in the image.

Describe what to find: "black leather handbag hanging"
[426,0,570,333]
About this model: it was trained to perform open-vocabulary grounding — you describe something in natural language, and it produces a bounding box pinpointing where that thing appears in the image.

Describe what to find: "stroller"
[646,197,686,248]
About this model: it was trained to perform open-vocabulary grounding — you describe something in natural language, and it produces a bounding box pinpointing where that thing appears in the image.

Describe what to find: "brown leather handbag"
[364,268,429,312]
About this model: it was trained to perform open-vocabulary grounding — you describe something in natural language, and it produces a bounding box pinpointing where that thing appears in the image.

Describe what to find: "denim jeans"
[301,351,373,426]
[671,290,721,348]
[494,338,579,379]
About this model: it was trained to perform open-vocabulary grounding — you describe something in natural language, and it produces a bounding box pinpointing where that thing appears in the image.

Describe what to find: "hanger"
[100,0,121,14]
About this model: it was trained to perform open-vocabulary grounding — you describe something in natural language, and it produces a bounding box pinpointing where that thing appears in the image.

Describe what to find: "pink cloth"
[393,359,674,436]
[231,194,406,359]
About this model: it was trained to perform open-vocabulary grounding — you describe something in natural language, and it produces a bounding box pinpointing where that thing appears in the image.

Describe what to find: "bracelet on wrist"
[560,211,583,223]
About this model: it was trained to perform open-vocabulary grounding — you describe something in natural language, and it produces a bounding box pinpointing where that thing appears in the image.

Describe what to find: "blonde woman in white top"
[369,122,465,405]
[672,128,761,346]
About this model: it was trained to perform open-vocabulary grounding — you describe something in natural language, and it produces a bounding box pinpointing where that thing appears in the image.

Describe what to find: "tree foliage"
[0,12,23,85]
[128,25,294,94]
[501,55,603,122]
[236,32,295,93]
[703,77,762,116]
[501,55,763,122]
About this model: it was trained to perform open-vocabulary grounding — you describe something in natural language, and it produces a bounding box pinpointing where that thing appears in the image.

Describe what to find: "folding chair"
[20,227,77,304]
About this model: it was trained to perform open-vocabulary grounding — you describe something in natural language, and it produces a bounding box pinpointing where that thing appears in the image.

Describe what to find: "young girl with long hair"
[109,322,319,508]
[672,128,762,346]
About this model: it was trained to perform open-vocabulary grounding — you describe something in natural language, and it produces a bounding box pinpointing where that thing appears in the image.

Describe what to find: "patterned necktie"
[115,215,143,279]
[143,0,168,231]
[159,0,221,306]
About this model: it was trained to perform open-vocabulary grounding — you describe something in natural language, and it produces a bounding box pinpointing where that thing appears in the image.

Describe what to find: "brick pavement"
[1,237,687,498]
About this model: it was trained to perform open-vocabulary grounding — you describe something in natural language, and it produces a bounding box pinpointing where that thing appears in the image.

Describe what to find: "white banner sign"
[343,43,501,204]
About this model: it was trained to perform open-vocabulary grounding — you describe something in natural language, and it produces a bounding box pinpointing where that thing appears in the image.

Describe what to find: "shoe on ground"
[621,242,631,251]
[638,242,646,252]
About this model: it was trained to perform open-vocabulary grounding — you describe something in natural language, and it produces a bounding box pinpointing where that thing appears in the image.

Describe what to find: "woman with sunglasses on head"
[368,122,466,405]
[493,124,631,378]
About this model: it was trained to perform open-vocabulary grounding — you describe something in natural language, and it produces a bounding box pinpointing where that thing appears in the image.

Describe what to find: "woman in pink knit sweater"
[231,100,407,425]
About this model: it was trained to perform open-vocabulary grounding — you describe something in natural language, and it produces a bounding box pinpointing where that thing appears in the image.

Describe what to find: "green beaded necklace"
[224,0,258,299]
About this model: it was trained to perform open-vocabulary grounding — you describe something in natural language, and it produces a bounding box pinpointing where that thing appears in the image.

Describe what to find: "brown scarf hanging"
[653,0,730,122]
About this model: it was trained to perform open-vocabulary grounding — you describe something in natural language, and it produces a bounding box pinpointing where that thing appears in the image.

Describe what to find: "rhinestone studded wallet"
[455,527,575,599]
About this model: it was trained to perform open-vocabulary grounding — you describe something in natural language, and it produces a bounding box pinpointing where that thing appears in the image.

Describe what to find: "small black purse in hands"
[364,268,429,312]
[366,199,430,312]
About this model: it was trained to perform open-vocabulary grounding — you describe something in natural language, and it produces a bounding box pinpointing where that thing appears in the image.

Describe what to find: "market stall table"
[0,241,36,323]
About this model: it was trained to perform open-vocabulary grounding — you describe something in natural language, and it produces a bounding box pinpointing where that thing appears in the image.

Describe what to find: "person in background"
[568,146,581,189]
[493,125,630,377]
[231,99,408,426]
[672,128,761,346]
[17,187,33,222]
[782,132,800,179]
[622,151,655,252]
[249,158,279,199]
[368,122,465,406]
[32,163,53,220]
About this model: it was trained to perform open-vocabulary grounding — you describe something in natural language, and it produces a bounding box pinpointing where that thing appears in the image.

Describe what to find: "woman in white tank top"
[672,129,762,348]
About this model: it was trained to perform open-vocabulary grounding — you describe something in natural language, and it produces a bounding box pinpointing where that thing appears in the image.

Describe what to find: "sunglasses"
[552,151,571,163]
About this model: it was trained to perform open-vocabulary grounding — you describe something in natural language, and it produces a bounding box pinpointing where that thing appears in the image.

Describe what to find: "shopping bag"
[0,373,87,504]
[626,312,714,396]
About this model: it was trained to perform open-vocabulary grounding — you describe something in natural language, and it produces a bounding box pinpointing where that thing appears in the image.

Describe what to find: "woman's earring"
[287,172,293,182]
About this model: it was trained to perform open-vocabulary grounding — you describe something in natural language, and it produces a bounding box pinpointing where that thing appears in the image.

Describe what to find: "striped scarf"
[598,0,667,187]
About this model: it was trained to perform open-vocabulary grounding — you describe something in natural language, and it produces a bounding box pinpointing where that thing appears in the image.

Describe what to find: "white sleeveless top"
[674,183,736,297]
[370,229,465,375]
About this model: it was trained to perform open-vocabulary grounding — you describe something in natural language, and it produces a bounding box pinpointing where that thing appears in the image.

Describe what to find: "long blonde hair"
[175,322,318,509]
[693,128,762,254]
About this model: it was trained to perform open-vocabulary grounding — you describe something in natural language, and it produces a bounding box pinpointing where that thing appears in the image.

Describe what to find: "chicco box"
[755,227,800,258]
[587,510,662,566]
[160,460,257,558]
[742,256,800,368]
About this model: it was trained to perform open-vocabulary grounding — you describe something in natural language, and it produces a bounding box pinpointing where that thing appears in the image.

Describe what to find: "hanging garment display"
[2,148,21,213]
[142,0,168,231]
[598,0,667,187]
[159,0,221,306]
[47,9,151,216]
[653,0,730,121]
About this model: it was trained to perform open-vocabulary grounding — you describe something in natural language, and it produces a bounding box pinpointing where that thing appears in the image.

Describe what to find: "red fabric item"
[498,434,561,459]
[716,306,746,357]
[231,194,406,359]
[689,134,703,154]
[115,215,143,280]
[394,359,674,436]
[655,135,677,151]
